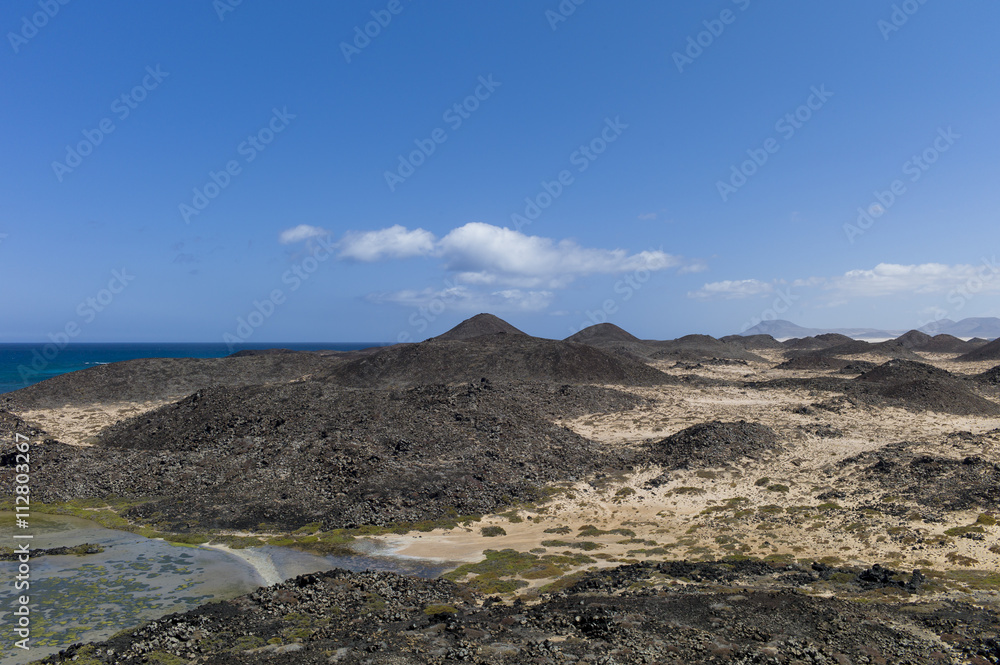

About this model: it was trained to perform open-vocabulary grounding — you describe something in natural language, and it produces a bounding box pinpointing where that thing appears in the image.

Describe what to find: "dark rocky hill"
[645,421,780,470]
[431,313,527,341]
[781,333,854,351]
[957,336,1000,362]
[775,355,853,371]
[794,338,923,361]
[13,381,649,531]
[915,334,980,354]
[1,354,334,410]
[322,334,671,388]
[847,360,1000,416]
[647,334,766,363]
[894,330,980,354]
[975,364,1000,386]
[749,359,1000,416]
[565,322,640,344]
[720,333,783,350]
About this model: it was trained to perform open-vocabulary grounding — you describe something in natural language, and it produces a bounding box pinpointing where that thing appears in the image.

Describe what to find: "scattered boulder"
[841,442,1000,511]
[644,420,780,469]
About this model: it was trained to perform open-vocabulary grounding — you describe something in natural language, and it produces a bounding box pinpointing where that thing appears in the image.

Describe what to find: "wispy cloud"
[827,262,998,297]
[689,261,1000,302]
[688,279,775,300]
[279,224,330,244]
[337,224,436,261]
[367,285,555,312]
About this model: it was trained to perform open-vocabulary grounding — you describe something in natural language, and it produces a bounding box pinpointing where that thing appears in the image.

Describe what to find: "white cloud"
[367,285,554,312]
[334,222,686,287]
[687,260,1000,304]
[678,261,709,275]
[828,262,1000,297]
[337,224,436,261]
[637,212,657,220]
[341,221,694,313]
[688,279,775,300]
[279,224,329,244]
[435,222,681,288]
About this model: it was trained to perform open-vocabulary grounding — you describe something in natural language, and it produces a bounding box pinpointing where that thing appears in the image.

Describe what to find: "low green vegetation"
[614,487,637,500]
[423,604,458,616]
[441,548,596,594]
[540,539,604,551]
[576,525,635,538]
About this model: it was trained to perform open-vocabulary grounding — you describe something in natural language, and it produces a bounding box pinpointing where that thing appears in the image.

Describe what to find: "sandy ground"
[375,352,1000,591]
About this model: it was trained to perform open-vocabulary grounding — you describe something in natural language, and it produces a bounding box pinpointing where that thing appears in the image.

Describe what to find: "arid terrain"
[3,314,1000,664]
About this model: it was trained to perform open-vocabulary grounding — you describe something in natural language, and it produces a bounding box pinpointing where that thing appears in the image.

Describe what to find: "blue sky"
[2,1,998,343]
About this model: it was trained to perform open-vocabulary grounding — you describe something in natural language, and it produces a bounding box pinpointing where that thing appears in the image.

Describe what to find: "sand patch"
[17,400,171,446]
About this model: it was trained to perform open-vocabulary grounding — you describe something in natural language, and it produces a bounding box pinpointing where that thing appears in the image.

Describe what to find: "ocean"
[0,342,386,395]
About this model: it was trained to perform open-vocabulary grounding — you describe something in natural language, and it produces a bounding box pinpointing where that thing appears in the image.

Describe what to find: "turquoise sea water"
[0,342,386,395]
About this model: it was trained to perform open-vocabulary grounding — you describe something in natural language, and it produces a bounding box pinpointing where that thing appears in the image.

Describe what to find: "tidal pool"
[0,513,453,664]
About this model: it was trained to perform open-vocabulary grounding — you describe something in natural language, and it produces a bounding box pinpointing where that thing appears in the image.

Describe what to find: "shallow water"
[0,513,452,664]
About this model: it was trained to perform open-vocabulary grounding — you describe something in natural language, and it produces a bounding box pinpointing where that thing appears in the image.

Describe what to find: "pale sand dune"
[18,400,172,446]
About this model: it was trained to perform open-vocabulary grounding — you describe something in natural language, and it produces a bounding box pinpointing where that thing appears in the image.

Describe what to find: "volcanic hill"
[430,312,527,340]
[324,325,671,388]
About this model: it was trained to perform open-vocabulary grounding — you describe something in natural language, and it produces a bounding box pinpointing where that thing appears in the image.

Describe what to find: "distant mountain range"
[739,318,1000,341]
